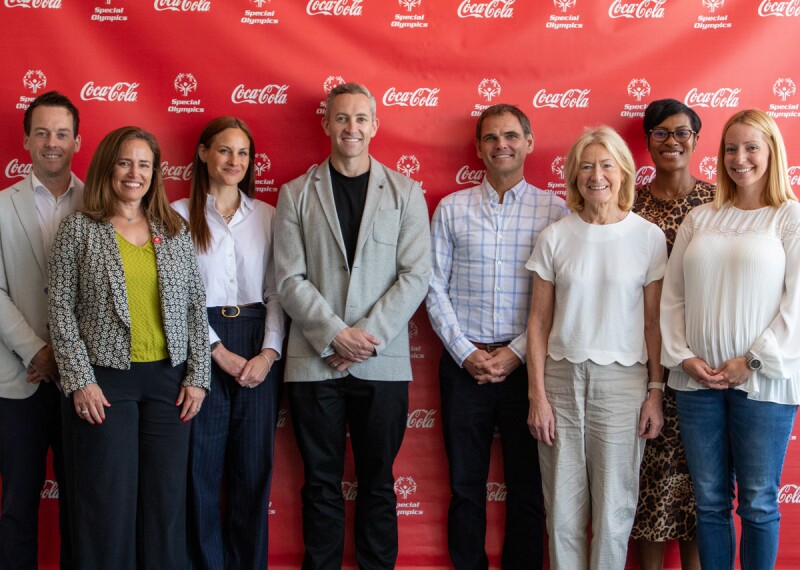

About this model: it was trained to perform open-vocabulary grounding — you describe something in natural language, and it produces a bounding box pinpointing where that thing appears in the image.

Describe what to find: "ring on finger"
[80,409,89,415]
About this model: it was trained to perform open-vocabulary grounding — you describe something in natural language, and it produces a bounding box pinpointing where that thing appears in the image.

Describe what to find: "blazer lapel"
[353,158,386,262]
[9,178,47,278]
[314,160,348,263]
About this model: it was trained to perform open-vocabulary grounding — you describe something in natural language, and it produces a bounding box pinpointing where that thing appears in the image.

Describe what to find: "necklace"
[217,195,241,223]
[651,178,696,201]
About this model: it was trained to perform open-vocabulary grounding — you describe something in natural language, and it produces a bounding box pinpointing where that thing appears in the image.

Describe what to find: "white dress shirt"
[172,192,285,356]
[32,173,83,263]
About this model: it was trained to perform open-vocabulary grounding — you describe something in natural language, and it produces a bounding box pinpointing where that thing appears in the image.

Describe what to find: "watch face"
[750,358,762,370]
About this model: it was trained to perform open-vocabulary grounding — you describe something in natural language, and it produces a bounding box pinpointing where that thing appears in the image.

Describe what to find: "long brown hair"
[82,126,184,237]
[188,117,256,253]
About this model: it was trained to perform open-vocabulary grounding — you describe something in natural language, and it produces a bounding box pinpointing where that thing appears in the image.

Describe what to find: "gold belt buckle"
[221,306,241,318]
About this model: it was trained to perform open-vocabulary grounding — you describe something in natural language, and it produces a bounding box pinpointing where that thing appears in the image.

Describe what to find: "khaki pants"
[538,357,647,570]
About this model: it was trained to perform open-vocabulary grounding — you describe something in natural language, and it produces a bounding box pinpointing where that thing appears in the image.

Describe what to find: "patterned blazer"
[48,212,211,395]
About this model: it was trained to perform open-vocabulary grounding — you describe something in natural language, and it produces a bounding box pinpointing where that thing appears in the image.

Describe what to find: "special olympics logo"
[702,0,724,12]
[486,482,507,502]
[627,78,651,101]
[174,73,197,97]
[323,75,346,94]
[478,78,501,102]
[396,155,421,177]
[251,0,270,6]
[551,156,565,178]
[773,78,797,101]
[553,0,576,11]
[394,476,417,499]
[699,156,717,181]
[23,70,47,94]
[398,0,421,10]
[255,153,271,176]
[635,166,656,186]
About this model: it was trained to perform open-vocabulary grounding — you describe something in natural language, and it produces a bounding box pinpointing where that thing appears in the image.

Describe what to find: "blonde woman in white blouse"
[661,109,800,570]
[172,117,285,570]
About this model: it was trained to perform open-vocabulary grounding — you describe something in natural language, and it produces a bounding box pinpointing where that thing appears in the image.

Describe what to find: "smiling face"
[723,122,771,197]
[647,112,696,174]
[111,138,154,209]
[476,112,533,186]
[576,143,623,211]
[199,127,251,191]
[322,93,379,172]
[23,105,81,182]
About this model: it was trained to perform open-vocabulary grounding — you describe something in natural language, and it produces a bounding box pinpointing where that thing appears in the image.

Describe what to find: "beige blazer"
[0,175,83,399]
[274,157,431,382]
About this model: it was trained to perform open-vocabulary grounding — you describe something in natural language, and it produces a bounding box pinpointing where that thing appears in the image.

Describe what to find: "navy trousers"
[188,306,280,570]
[0,381,71,570]
[287,376,409,570]
[439,350,545,570]
[60,360,190,570]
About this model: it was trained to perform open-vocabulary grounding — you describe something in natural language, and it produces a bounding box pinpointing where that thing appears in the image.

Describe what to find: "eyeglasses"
[649,128,696,143]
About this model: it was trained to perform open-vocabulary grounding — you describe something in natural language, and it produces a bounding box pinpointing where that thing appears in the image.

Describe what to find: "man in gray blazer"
[0,91,82,569]
[274,82,430,569]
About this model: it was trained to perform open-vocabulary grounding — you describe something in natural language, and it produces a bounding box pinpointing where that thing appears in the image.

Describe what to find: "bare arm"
[526,274,556,446]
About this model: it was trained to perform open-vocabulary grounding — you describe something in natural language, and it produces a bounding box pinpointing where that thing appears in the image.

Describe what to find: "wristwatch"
[745,351,763,371]
[647,382,665,392]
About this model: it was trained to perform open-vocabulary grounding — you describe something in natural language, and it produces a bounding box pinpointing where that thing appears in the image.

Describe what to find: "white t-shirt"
[526,211,667,366]
[661,201,800,404]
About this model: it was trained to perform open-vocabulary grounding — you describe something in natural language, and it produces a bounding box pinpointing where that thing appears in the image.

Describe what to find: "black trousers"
[287,376,409,570]
[0,381,71,570]
[60,360,190,570]
[439,350,545,570]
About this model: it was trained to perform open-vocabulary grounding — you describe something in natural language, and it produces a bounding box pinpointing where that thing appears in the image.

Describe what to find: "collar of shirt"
[31,172,77,200]
[481,177,528,205]
[204,189,254,226]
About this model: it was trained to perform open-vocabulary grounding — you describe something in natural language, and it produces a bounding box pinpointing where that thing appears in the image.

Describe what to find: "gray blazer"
[274,157,431,382]
[0,175,83,399]
[48,212,211,396]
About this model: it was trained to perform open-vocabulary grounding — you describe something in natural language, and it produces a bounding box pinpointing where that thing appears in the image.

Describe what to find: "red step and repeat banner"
[2,0,800,568]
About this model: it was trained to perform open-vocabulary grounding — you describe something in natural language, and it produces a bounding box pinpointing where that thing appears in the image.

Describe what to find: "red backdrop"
[2,1,800,568]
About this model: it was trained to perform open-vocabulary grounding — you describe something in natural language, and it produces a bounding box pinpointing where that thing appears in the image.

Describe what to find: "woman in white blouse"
[172,116,285,569]
[661,109,799,570]
[526,126,666,570]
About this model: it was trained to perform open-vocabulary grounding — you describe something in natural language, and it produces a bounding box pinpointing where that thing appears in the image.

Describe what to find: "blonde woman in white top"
[661,109,800,570]
[526,126,666,570]
[172,116,285,570]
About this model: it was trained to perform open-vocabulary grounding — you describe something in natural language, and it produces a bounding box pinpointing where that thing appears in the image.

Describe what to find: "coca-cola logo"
[161,161,192,181]
[41,479,59,499]
[457,0,514,18]
[342,481,358,501]
[608,0,666,18]
[532,88,590,109]
[382,87,439,107]
[5,0,62,8]
[255,153,271,176]
[456,165,485,185]
[635,165,656,186]
[276,407,288,428]
[323,75,346,94]
[231,84,289,105]
[153,0,211,11]
[778,483,800,503]
[394,476,417,499]
[478,78,501,102]
[5,159,32,180]
[551,156,565,178]
[684,87,741,108]
[486,482,507,502]
[80,81,139,103]
[396,155,421,177]
[306,0,363,16]
[407,409,436,429]
[788,166,800,187]
[699,156,717,180]
[23,70,47,94]
[758,0,800,16]
[627,78,651,101]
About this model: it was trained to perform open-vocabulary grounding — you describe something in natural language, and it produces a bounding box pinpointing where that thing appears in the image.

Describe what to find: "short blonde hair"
[715,109,796,208]
[565,126,636,213]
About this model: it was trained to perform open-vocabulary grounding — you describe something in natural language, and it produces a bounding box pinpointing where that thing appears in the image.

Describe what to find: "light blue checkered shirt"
[426,178,568,366]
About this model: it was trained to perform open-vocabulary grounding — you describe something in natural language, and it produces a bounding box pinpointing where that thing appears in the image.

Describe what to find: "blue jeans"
[676,388,797,570]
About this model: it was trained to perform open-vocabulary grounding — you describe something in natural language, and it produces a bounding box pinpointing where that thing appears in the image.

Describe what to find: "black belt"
[470,340,511,353]
[208,303,265,319]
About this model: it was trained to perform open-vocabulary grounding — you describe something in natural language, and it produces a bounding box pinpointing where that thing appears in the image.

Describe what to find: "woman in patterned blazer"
[48,126,211,569]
